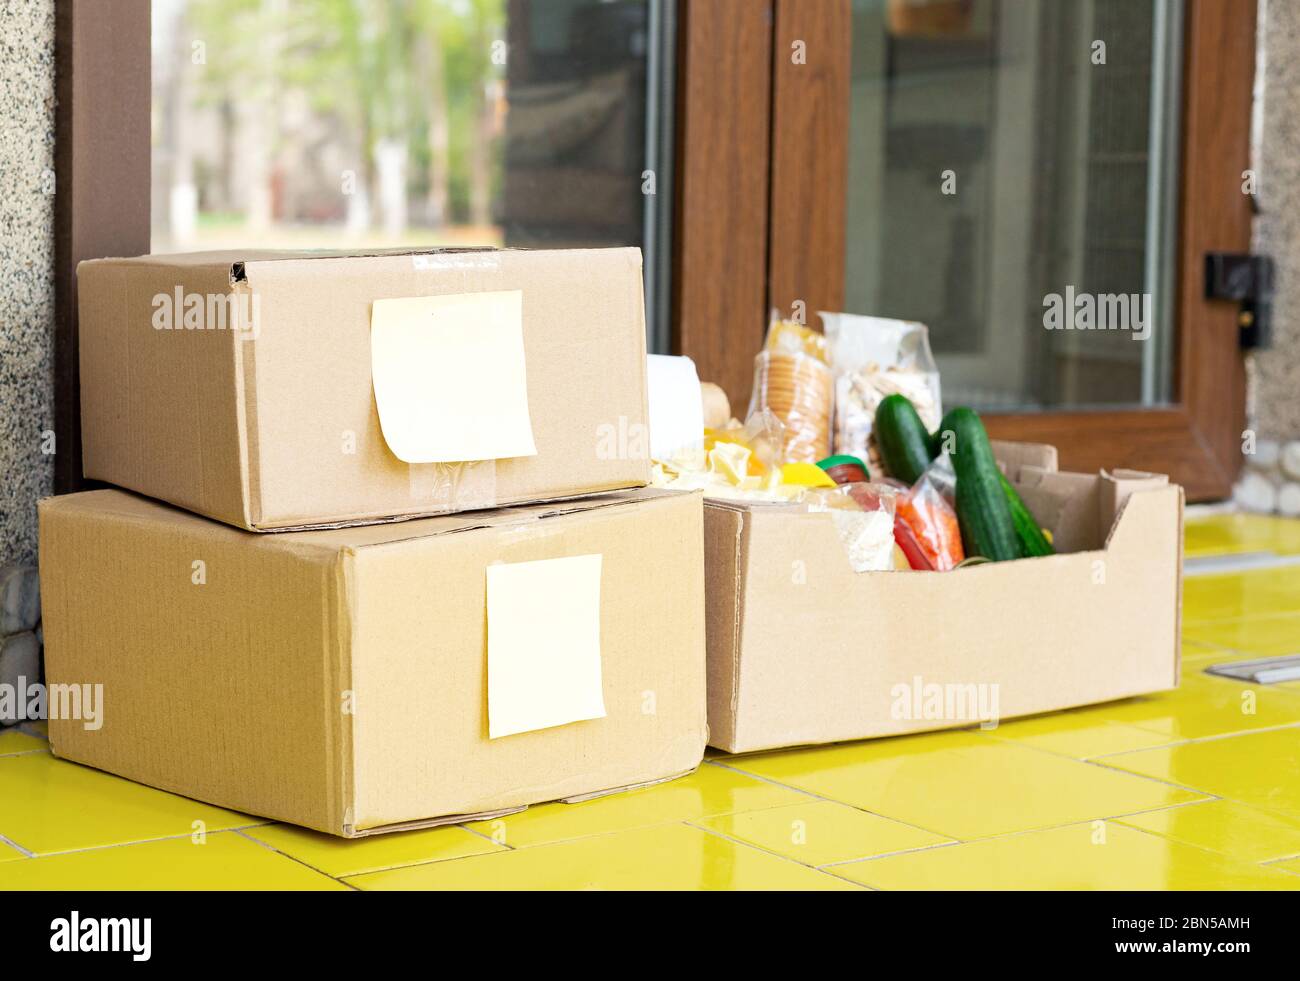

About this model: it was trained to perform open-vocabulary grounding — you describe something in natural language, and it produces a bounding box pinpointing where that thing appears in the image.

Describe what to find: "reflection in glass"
[844,0,1181,410]
[152,0,672,343]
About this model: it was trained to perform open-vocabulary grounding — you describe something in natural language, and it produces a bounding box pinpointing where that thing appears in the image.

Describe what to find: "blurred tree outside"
[153,0,507,250]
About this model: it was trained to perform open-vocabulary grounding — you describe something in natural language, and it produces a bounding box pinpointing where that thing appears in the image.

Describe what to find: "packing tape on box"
[408,460,499,511]
[410,248,502,272]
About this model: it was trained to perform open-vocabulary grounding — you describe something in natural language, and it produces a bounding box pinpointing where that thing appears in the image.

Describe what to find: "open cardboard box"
[76,247,650,532]
[703,441,1183,754]
[39,487,706,837]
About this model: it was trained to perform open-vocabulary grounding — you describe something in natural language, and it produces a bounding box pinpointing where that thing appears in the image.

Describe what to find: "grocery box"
[703,441,1183,753]
[38,487,705,837]
[76,247,650,531]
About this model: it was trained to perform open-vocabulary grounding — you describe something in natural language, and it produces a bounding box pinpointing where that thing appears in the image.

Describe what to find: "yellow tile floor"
[3,512,1300,890]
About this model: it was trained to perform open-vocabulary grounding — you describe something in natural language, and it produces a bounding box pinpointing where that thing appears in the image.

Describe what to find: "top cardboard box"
[77,247,651,531]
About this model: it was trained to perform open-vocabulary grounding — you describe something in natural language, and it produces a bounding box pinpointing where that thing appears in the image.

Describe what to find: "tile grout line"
[0,831,35,858]
[231,827,360,890]
[0,823,275,862]
[817,837,965,871]
[456,822,515,850]
[682,820,874,889]
[1089,719,1300,761]
[1116,819,1300,871]
[703,756,963,840]
[818,798,1258,872]
[711,734,1227,845]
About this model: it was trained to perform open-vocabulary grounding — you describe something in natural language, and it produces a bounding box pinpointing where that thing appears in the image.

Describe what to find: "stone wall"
[1252,0,1300,446]
[0,0,56,567]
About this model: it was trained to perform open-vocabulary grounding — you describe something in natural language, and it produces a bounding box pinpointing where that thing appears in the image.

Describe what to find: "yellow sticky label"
[371,290,537,464]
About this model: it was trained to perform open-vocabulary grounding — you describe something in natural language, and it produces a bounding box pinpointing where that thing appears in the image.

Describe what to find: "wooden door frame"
[675,0,1255,500]
[53,0,152,494]
[672,0,776,415]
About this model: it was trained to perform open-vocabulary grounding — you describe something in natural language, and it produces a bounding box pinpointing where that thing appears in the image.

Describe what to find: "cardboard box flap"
[41,486,340,563]
[236,248,509,292]
[82,247,497,273]
[991,439,1059,478]
[1101,468,1168,534]
[283,488,686,551]
[232,246,496,276]
[1103,480,1180,553]
[714,464,1174,568]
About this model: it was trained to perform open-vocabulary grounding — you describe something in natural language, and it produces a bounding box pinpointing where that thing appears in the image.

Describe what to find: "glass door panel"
[843,0,1182,411]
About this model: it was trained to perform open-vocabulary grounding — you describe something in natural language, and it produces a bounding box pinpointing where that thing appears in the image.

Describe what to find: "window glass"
[152,0,673,345]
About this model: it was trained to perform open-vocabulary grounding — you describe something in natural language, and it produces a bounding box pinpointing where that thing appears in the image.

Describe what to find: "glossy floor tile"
[0,730,45,755]
[1272,855,1300,876]
[1190,610,1300,662]
[1182,611,1300,658]
[462,762,809,848]
[347,823,862,891]
[1183,566,1300,623]
[980,711,1176,759]
[722,734,1204,840]
[831,821,1300,891]
[693,800,952,866]
[1099,726,1300,817]
[1116,800,1300,864]
[1183,513,1300,558]
[0,512,1297,889]
[0,831,348,890]
[1074,671,1300,742]
[241,822,504,878]
[0,752,261,855]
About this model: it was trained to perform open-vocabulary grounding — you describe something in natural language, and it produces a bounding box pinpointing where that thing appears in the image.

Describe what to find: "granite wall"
[0,0,56,567]
[1252,0,1300,445]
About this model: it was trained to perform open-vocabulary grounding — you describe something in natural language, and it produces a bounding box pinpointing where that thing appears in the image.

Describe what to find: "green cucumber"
[874,394,934,485]
[937,407,1021,562]
[1001,473,1054,557]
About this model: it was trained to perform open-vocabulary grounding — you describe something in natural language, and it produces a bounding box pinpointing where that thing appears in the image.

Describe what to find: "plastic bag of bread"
[747,314,833,463]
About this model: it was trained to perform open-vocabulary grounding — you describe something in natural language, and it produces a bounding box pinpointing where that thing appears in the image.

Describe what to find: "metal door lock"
[1205,252,1274,350]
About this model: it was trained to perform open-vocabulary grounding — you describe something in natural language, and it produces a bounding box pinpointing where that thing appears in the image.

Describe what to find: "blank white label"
[371,290,538,464]
[486,554,606,739]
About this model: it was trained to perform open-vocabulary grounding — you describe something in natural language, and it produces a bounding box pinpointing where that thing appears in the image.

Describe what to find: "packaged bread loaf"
[746,316,833,463]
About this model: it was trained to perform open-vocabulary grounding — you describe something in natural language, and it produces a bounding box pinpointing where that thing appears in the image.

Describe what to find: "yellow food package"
[764,317,829,364]
[780,462,837,488]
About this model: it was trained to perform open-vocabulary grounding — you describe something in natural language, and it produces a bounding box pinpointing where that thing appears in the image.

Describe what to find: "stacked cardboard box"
[39,247,707,837]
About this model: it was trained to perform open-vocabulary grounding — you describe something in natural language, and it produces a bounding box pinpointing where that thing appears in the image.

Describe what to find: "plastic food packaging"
[780,462,838,488]
[897,471,964,571]
[893,516,935,571]
[818,454,871,485]
[706,408,786,478]
[805,482,898,573]
[747,316,834,463]
[820,313,942,474]
[764,317,829,362]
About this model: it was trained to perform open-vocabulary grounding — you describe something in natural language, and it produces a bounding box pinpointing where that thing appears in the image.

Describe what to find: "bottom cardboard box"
[39,487,706,837]
[704,442,1183,754]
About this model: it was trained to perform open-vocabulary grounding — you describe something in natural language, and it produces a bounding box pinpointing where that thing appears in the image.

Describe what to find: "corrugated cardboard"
[39,487,706,836]
[704,442,1184,753]
[76,247,650,531]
